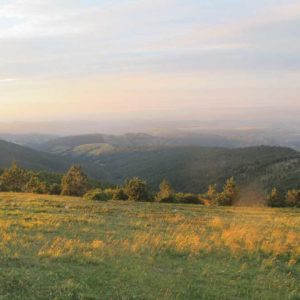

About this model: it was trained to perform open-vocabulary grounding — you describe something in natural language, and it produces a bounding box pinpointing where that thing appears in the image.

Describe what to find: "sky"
[0,0,300,123]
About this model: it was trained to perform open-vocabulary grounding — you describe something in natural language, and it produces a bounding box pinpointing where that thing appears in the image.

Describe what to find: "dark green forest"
[1,134,300,197]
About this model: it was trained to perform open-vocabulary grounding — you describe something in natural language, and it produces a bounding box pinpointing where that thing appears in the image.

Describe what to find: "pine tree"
[61,165,89,196]
[216,177,238,206]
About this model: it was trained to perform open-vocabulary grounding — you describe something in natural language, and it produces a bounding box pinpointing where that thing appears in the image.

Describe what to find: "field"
[0,193,299,299]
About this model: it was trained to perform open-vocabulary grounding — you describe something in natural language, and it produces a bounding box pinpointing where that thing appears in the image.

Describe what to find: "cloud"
[0,0,300,86]
[0,78,19,83]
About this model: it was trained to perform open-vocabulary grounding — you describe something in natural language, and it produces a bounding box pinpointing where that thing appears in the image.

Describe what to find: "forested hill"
[84,145,300,193]
[0,138,299,194]
[35,133,169,154]
[0,139,71,173]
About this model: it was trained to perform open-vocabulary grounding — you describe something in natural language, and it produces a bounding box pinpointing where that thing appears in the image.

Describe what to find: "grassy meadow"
[0,193,299,299]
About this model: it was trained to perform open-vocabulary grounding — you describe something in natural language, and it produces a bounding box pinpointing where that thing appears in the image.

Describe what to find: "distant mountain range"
[0,134,57,147]
[2,127,300,152]
[0,133,300,195]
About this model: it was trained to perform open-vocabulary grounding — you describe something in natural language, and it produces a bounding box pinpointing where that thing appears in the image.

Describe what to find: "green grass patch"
[0,193,299,299]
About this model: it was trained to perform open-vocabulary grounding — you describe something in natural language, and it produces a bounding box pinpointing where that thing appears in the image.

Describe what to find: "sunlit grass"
[0,192,299,299]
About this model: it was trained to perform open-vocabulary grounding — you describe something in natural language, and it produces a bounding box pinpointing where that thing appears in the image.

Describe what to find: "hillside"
[0,193,299,299]
[2,136,300,194]
[31,130,300,156]
[35,133,169,155]
[0,139,71,173]
[34,134,300,193]
[0,133,57,147]
[88,146,300,193]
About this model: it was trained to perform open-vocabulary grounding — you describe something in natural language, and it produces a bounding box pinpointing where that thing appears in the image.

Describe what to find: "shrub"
[176,193,202,204]
[124,177,149,201]
[206,184,218,203]
[61,165,89,196]
[267,188,285,207]
[112,188,128,200]
[155,180,176,203]
[25,176,47,194]
[0,162,30,192]
[215,177,238,206]
[285,190,300,208]
[48,183,61,195]
[84,189,110,201]
[215,192,232,206]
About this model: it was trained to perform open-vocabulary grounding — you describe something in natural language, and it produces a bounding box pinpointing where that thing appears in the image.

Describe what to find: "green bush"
[83,189,110,201]
[124,177,149,201]
[47,183,62,195]
[285,190,300,208]
[176,193,202,204]
[0,162,30,192]
[214,178,239,206]
[267,188,285,207]
[215,192,233,206]
[25,176,47,194]
[112,188,128,200]
[206,184,218,203]
[61,165,90,197]
[155,180,176,203]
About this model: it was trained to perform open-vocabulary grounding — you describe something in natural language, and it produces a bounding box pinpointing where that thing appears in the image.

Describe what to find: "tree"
[207,184,218,202]
[0,162,30,192]
[285,190,300,208]
[267,188,285,207]
[25,175,47,194]
[155,179,175,203]
[216,177,238,206]
[61,165,89,196]
[124,177,149,201]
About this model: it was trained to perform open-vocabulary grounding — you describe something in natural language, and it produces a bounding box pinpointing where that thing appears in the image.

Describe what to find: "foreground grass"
[0,193,299,300]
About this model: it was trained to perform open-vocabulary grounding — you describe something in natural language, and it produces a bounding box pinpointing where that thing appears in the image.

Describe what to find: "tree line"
[0,162,299,207]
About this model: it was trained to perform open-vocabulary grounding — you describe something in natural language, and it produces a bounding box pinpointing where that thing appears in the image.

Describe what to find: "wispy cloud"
[0,78,19,83]
[0,0,299,121]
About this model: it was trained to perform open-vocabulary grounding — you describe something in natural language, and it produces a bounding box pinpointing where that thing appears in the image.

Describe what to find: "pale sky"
[0,0,300,122]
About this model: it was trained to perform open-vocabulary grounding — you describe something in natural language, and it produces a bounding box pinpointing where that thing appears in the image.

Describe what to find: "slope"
[0,139,71,173]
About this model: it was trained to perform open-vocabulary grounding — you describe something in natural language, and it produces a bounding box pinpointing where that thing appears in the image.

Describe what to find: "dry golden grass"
[0,192,299,299]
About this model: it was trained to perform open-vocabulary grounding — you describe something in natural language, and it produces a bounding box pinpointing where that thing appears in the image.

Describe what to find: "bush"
[112,188,128,200]
[61,165,89,196]
[25,176,47,194]
[155,180,176,203]
[124,177,149,201]
[214,178,239,206]
[285,190,300,208]
[215,192,233,206]
[267,188,285,207]
[0,162,30,192]
[176,193,202,204]
[84,189,110,201]
[48,183,61,195]
[206,184,218,202]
